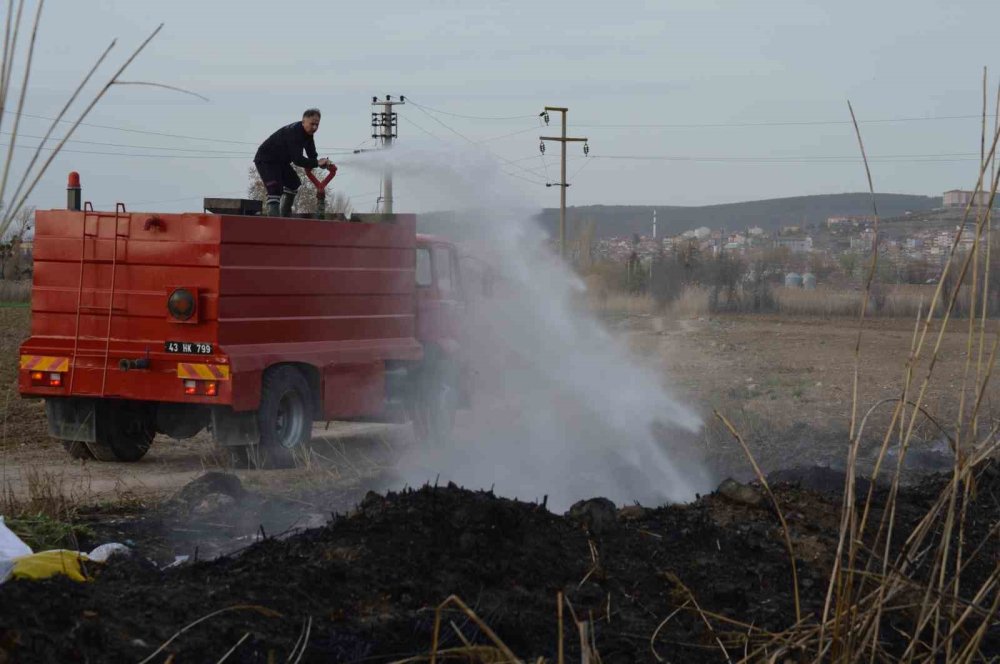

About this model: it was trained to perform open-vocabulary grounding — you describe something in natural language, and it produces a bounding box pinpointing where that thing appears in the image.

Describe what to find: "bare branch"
[113,80,209,102]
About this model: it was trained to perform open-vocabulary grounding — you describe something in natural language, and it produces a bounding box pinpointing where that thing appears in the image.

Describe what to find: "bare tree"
[0,205,33,279]
[246,166,353,216]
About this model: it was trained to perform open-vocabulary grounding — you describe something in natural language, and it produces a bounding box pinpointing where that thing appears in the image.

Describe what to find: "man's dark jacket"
[254,122,319,169]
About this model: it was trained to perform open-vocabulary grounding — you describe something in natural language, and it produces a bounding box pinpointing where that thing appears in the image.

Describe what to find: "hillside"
[536,193,942,238]
[416,193,942,241]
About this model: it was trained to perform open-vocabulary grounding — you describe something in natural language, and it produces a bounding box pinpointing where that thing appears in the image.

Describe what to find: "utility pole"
[372,95,405,214]
[540,106,588,259]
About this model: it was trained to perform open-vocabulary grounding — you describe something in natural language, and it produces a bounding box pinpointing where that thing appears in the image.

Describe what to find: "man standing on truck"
[254,108,336,217]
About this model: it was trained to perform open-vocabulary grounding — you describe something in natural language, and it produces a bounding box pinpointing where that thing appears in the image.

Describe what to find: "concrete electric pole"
[540,106,588,259]
[372,95,405,214]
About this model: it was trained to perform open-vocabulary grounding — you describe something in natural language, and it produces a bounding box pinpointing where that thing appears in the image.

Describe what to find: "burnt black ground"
[0,463,997,663]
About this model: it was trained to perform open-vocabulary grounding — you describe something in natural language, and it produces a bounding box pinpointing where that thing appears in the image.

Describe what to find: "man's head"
[302,108,321,135]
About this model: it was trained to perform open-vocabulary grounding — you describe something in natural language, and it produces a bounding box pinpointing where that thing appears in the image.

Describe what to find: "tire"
[254,366,313,468]
[411,361,457,446]
[86,401,155,462]
[61,440,94,460]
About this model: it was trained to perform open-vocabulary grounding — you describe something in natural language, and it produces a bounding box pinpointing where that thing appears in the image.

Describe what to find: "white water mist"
[343,143,711,510]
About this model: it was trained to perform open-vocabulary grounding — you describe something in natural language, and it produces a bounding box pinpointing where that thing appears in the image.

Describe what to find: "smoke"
[343,143,712,510]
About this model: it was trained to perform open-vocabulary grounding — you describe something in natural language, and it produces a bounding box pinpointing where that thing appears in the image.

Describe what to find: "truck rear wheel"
[255,366,313,467]
[86,402,155,462]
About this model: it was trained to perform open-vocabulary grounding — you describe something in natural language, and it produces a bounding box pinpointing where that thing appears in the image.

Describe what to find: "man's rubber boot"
[265,199,279,217]
[279,191,296,217]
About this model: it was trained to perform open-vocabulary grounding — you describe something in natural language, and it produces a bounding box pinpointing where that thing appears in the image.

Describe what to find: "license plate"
[165,341,213,355]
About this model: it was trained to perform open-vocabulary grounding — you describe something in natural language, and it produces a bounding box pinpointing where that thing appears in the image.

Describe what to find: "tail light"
[182,379,218,397]
[30,371,63,388]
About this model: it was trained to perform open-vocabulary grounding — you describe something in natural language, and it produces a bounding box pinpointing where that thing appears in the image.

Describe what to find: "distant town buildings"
[775,236,813,253]
[943,189,992,208]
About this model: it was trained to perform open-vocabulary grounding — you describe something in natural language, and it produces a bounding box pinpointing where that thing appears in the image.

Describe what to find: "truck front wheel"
[412,361,458,446]
[255,366,313,467]
[86,401,155,462]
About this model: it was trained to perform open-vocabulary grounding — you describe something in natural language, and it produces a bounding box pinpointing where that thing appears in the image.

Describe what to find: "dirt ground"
[636,312,995,481]
[3,306,988,506]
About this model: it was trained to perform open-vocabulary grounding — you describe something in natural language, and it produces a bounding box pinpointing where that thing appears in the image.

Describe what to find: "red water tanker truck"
[18,173,470,465]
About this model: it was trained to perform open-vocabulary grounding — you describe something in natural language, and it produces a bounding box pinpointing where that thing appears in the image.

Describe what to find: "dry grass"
[0,279,30,303]
[587,284,955,320]
[0,466,94,550]
[661,284,948,319]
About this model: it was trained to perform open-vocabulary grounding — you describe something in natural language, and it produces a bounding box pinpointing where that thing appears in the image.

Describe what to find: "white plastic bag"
[0,517,32,559]
[0,516,33,585]
[88,542,130,562]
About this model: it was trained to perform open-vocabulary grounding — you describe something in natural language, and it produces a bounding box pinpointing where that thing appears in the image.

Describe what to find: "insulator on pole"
[583,142,590,156]
[539,141,546,155]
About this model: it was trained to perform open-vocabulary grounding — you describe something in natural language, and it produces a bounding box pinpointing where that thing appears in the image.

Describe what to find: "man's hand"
[318,157,331,168]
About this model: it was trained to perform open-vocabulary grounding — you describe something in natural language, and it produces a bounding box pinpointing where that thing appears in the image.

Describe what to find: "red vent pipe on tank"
[67,171,81,211]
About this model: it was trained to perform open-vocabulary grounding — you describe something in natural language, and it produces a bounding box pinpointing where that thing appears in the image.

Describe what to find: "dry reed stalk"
[2,23,165,234]
[827,306,924,649]
[814,91,1000,663]
[393,646,512,664]
[0,0,41,210]
[429,595,520,664]
[214,632,250,664]
[855,128,1000,661]
[714,410,801,624]
[558,591,564,664]
[664,572,732,664]
[649,599,690,663]
[0,0,25,136]
[137,605,282,664]
[4,38,113,212]
[837,100,886,660]
[286,616,313,664]
[978,81,1000,413]
[905,156,1000,656]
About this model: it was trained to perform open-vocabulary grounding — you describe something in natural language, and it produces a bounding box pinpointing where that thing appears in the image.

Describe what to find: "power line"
[2,130,249,154]
[3,109,358,151]
[476,125,542,143]
[352,99,1000,129]
[408,102,548,185]
[405,98,536,121]
[567,157,594,181]
[8,142,248,158]
[590,152,986,163]
[399,115,548,187]
[399,115,449,145]
[570,114,1000,129]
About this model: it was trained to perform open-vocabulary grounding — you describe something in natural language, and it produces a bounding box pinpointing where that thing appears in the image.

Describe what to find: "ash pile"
[0,463,996,663]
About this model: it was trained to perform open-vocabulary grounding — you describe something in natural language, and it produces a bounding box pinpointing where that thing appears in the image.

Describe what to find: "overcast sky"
[5,0,1000,214]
